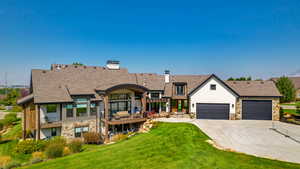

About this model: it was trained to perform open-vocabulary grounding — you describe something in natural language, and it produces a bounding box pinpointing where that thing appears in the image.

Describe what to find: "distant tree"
[255,78,263,81]
[72,62,84,66]
[246,76,252,81]
[275,76,296,103]
[2,89,20,106]
[227,77,235,81]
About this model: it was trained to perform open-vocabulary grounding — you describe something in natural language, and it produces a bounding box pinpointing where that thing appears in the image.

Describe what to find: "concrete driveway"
[157,118,300,164]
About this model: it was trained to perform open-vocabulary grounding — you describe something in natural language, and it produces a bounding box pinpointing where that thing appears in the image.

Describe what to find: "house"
[271,77,300,101]
[17,61,281,141]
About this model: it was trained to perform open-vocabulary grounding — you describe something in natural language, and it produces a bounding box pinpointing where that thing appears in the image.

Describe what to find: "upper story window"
[210,84,216,90]
[74,98,88,102]
[151,93,160,99]
[175,85,185,95]
[46,104,57,113]
[66,104,74,118]
[90,103,97,116]
[74,97,89,117]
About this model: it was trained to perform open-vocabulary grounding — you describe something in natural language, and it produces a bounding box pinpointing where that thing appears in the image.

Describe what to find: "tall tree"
[275,76,296,103]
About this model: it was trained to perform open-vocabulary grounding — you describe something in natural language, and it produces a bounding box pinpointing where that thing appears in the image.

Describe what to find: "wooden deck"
[40,121,62,129]
[101,118,147,125]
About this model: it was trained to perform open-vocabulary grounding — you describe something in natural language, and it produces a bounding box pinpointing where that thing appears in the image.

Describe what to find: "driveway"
[157,118,300,164]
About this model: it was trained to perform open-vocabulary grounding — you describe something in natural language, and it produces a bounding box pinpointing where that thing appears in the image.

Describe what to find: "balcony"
[101,111,147,125]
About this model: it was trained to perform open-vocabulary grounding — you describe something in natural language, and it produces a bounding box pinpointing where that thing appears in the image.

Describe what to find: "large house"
[18,61,281,141]
[271,77,300,101]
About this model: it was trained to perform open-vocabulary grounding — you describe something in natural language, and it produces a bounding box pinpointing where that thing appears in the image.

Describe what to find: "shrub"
[111,134,128,142]
[32,152,44,159]
[14,140,46,154]
[68,139,83,153]
[83,132,102,144]
[276,77,296,103]
[45,143,64,159]
[0,105,5,110]
[47,136,67,147]
[3,161,21,169]
[10,106,22,112]
[63,147,71,156]
[0,156,11,168]
[2,113,18,126]
[0,121,4,131]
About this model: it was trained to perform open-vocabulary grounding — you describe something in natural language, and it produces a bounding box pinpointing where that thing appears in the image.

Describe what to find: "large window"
[175,85,185,95]
[90,103,97,116]
[74,126,89,138]
[46,104,57,113]
[151,93,160,99]
[76,103,87,117]
[109,94,131,114]
[66,104,74,118]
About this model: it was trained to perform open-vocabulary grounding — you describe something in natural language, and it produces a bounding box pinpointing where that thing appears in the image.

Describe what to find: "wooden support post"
[35,104,40,140]
[142,92,147,114]
[22,105,26,140]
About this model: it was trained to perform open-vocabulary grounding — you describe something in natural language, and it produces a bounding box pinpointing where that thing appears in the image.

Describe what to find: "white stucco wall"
[40,104,61,123]
[189,77,238,115]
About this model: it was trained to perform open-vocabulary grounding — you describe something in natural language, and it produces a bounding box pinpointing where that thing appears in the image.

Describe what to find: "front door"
[178,100,182,112]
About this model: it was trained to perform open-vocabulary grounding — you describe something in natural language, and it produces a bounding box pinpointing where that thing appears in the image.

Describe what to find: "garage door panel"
[242,100,272,120]
[196,103,229,119]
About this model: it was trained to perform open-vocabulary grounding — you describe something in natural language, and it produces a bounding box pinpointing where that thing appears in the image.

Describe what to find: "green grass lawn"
[281,101,300,107]
[0,122,31,163]
[22,123,300,169]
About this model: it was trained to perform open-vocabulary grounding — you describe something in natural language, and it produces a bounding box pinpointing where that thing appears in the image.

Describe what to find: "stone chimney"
[106,60,120,70]
[165,70,170,83]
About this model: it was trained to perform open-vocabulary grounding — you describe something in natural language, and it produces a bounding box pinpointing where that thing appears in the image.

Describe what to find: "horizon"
[1,0,300,85]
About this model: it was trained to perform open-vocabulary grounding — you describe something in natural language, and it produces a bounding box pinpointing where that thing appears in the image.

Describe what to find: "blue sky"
[0,0,300,85]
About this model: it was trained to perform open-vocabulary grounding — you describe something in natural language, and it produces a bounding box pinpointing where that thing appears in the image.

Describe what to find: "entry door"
[178,100,182,112]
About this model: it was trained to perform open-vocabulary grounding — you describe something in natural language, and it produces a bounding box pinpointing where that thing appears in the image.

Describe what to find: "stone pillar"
[131,93,135,114]
[103,95,109,142]
[142,92,147,114]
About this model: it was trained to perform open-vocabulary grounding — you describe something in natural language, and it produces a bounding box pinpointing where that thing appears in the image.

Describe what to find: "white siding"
[190,77,237,115]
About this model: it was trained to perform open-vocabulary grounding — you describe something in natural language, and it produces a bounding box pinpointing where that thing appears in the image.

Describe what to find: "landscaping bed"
[22,123,300,169]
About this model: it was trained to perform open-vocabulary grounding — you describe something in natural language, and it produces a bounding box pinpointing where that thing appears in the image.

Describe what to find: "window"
[51,128,57,137]
[74,126,89,138]
[46,104,57,113]
[210,84,216,90]
[151,93,160,99]
[176,85,185,95]
[74,98,88,102]
[76,103,87,117]
[109,94,131,114]
[90,103,97,116]
[66,104,74,118]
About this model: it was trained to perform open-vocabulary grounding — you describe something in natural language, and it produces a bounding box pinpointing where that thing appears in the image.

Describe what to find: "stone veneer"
[61,118,97,139]
[235,97,280,121]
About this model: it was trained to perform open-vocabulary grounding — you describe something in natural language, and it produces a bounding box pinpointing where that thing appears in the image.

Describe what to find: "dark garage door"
[196,103,230,119]
[242,100,272,120]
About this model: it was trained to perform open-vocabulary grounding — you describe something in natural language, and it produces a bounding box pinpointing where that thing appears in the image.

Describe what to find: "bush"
[2,113,19,126]
[46,136,67,147]
[11,106,22,113]
[111,134,128,142]
[0,156,11,168]
[68,139,83,153]
[0,121,4,131]
[14,140,46,154]
[63,147,71,156]
[45,143,64,159]
[0,105,5,110]
[83,132,102,144]
[3,161,21,169]
[32,151,44,159]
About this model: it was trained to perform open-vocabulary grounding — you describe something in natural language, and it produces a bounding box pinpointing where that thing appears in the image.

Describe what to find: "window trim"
[175,85,185,96]
[74,126,89,138]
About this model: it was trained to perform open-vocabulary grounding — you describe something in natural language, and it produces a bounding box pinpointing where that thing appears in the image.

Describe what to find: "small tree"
[72,62,84,66]
[227,77,235,81]
[276,76,296,103]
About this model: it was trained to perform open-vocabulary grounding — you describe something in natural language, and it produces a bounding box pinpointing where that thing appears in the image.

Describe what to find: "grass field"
[281,101,300,107]
[22,123,300,169]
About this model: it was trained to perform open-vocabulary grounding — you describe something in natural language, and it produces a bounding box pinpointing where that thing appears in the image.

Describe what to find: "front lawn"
[22,123,300,169]
[281,101,300,107]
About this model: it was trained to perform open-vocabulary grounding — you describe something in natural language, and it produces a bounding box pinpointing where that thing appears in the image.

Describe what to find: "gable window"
[210,84,216,90]
[46,104,57,113]
[176,85,185,95]
[74,126,89,137]
[66,104,74,118]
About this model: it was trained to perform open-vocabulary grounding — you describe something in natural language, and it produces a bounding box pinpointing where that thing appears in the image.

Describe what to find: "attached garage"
[196,103,230,119]
[242,100,272,120]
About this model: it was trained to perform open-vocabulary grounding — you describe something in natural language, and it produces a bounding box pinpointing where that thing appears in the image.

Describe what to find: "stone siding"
[61,118,97,139]
[235,97,280,121]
